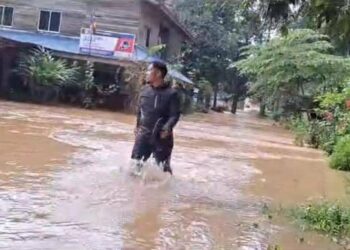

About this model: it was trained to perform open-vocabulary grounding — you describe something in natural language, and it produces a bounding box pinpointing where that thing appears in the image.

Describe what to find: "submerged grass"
[290,202,350,237]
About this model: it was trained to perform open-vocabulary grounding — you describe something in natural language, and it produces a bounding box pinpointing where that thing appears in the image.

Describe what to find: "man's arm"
[162,91,181,132]
[135,90,143,135]
[136,108,141,128]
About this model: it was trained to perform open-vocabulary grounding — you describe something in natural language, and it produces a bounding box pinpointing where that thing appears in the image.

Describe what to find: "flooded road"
[0,100,347,250]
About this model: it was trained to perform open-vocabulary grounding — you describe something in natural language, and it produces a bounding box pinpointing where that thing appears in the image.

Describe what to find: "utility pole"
[88,9,96,56]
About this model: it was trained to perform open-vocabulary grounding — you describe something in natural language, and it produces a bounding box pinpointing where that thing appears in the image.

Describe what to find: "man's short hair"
[152,61,168,79]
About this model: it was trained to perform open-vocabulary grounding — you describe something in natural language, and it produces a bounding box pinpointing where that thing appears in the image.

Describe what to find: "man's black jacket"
[136,84,181,135]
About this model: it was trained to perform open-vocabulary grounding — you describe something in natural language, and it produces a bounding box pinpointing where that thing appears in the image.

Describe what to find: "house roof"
[144,0,193,41]
[0,28,193,84]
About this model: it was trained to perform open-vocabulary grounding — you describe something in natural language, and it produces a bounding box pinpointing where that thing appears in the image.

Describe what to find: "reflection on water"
[0,101,345,250]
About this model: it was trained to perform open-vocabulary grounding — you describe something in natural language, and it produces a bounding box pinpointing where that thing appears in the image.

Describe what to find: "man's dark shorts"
[131,128,174,173]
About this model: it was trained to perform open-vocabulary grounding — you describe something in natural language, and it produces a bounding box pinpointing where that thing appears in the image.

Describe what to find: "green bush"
[17,47,76,87]
[307,120,336,155]
[288,117,338,154]
[291,202,350,237]
[330,135,350,171]
[290,117,309,147]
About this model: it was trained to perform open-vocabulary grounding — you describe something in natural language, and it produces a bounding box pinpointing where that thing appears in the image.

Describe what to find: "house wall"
[139,1,187,59]
[0,0,188,59]
[0,0,141,38]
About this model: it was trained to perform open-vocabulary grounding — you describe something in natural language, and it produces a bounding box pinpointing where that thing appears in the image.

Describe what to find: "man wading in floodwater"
[131,61,181,175]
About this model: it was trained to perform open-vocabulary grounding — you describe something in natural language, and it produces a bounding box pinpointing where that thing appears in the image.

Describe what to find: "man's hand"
[160,130,170,139]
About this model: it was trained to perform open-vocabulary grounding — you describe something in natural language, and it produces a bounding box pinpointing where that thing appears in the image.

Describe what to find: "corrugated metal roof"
[0,29,148,61]
[0,29,193,84]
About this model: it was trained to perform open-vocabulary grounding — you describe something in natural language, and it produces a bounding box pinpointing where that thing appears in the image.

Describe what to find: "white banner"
[79,28,136,58]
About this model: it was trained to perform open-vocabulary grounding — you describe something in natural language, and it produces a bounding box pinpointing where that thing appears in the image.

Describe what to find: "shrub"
[290,117,309,147]
[17,47,76,87]
[291,202,350,237]
[271,111,282,122]
[330,135,350,171]
[307,120,336,155]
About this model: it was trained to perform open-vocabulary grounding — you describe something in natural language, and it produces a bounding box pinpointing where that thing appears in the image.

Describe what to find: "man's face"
[146,64,160,85]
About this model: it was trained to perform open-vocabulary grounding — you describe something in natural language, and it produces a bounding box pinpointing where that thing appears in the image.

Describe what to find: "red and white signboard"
[79,28,136,59]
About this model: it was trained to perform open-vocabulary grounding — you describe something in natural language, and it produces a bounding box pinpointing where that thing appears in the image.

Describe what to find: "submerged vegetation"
[290,202,350,244]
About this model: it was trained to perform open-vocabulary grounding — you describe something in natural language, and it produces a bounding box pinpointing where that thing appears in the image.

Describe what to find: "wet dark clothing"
[131,84,181,173]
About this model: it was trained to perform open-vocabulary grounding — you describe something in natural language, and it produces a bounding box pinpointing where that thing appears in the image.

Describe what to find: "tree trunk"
[197,92,203,106]
[213,84,218,108]
[204,94,211,110]
[259,103,266,117]
[299,82,305,96]
[231,94,239,114]
[273,98,280,113]
[346,43,350,57]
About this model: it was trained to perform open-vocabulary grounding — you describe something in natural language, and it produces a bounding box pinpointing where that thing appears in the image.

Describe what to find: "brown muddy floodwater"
[0,100,348,250]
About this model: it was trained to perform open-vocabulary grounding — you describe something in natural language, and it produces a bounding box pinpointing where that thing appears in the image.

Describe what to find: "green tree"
[176,0,260,111]
[235,29,350,116]
[307,0,350,54]
[242,0,307,36]
[71,60,95,91]
[242,0,350,54]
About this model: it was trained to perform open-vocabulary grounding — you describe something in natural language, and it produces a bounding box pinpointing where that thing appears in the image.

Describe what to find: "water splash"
[129,159,172,187]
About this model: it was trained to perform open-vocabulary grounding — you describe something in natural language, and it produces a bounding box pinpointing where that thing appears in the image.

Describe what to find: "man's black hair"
[152,61,168,79]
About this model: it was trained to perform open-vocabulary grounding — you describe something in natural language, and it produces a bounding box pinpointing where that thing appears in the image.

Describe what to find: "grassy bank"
[290,202,350,239]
